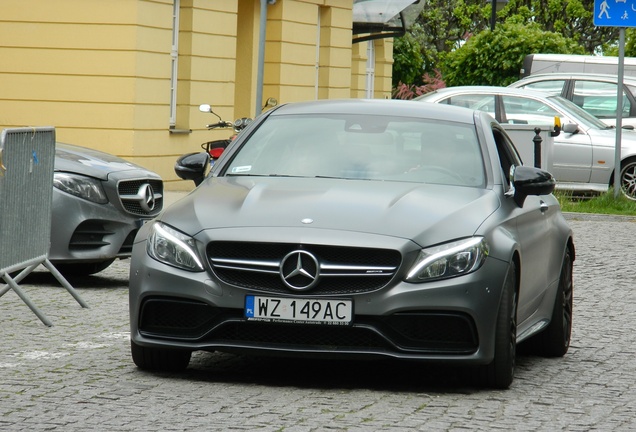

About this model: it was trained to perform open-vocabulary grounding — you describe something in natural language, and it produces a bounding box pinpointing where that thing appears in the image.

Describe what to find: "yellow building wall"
[264,0,353,103]
[0,0,395,191]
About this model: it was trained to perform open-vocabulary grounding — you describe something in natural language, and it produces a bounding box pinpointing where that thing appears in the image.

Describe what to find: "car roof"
[269,98,479,125]
[415,86,558,100]
[511,72,636,84]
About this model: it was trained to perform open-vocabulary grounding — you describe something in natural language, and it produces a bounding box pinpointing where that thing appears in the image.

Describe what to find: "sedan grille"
[118,179,164,216]
[138,298,479,354]
[207,242,402,295]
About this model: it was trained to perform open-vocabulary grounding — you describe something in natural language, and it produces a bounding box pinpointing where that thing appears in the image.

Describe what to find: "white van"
[520,54,636,78]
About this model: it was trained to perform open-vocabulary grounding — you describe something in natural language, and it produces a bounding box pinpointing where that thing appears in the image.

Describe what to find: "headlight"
[53,172,108,204]
[406,237,489,282]
[146,222,204,272]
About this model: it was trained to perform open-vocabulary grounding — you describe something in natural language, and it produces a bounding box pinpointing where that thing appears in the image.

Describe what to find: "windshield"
[547,95,611,130]
[223,114,486,188]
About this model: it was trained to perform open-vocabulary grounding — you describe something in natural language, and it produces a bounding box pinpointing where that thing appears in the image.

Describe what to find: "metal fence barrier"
[0,127,88,326]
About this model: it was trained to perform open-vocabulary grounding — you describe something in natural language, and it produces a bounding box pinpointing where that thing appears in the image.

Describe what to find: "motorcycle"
[198,97,278,159]
[175,98,278,186]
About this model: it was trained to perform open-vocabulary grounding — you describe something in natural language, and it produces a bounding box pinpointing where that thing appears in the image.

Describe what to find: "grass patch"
[555,189,636,215]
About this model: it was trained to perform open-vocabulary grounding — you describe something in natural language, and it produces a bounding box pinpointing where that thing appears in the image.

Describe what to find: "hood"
[54,142,151,180]
[161,177,500,245]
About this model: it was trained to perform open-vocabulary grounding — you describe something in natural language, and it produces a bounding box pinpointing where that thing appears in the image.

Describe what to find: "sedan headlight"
[53,172,108,204]
[406,237,489,282]
[146,222,204,272]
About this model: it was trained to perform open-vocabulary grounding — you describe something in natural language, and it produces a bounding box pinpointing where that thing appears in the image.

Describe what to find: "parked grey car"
[52,143,163,275]
[128,99,574,389]
[509,72,636,128]
[416,86,636,200]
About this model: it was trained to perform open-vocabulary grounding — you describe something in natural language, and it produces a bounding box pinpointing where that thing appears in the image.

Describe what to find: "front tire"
[481,262,517,389]
[620,158,636,200]
[131,340,192,372]
[534,247,573,357]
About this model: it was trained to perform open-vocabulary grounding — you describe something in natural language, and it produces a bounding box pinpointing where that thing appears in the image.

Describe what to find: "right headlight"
[53,172,108,204]
[146,222,205,272]
[406,237,489,282]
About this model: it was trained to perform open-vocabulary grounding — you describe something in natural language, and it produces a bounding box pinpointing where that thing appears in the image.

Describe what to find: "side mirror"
[264,97,278,109]
[562,123,579,134]
[199,104,212,113]
[511,165,555,207]
[174,152,210,186]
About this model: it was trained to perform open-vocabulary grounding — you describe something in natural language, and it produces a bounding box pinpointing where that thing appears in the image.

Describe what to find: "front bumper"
[129,234,509,365]
[49,175,162,263]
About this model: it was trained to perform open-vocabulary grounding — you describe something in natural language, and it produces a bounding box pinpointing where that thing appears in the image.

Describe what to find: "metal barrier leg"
[0,263,40,297]
[1,272,53,327]
[42,259,90,309]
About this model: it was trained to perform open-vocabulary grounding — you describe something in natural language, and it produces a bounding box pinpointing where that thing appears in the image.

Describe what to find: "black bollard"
[533,127,542,168]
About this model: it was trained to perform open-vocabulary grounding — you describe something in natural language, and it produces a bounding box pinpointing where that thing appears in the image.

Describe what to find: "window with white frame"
[169,0,180,127]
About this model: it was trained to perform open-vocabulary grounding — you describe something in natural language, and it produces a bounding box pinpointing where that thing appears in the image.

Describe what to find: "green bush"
[442,22,584,87]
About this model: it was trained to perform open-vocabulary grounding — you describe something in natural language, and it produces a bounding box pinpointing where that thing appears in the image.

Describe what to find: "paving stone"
[1,213,635,431]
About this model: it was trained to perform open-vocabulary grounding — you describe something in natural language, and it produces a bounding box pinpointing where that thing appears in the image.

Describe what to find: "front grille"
[380,312,478,351]
[139,298,220,338]
[69,221,113,251]
[118,179,163,216]
[208,242,402,295]
[138,297,478,354]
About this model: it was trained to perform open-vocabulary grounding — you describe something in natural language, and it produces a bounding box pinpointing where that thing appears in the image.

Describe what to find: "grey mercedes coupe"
[129,99,574,389]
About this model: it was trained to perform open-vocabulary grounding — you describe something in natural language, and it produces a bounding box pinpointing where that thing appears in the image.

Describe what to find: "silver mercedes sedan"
[416,86,636,200]
[129,99,574,389]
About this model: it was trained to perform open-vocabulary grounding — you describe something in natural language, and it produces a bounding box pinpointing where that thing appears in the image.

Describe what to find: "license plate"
[245,295,352,325]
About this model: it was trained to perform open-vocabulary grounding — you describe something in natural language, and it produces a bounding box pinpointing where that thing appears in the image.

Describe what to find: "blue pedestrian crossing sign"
[595,0,636,27]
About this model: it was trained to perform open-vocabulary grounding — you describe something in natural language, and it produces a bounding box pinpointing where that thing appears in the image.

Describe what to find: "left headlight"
[146,222,205,272]
[53,172,108,204]
[406,237,489,282]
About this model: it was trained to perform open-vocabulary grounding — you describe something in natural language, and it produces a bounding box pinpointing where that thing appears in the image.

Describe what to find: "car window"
[572,80,630,119]
[549,95,612,129]
[224,114,486,187]
[492,127,522,188]
[518,79,566,96]
[439,94,496,115]
[500,96,560,125]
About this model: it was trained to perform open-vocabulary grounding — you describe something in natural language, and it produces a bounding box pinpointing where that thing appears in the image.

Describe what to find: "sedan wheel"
[533,248,573,357]
[131,340,192,372]
[481,262,517,389]
[620,159,636,200]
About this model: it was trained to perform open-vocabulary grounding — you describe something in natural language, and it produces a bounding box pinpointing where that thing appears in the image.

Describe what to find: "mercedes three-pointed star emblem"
[280,250,320,291]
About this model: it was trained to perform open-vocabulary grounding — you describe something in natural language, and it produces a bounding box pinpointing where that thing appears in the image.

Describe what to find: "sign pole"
[614,27,625,198]
[594,0,632,198]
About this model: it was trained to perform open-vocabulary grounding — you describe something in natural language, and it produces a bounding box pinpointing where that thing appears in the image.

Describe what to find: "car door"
[499,94,594,183]
[492,126,552,323]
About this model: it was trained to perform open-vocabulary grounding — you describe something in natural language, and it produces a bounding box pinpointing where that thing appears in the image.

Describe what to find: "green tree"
[442,22,585,86]
[411,0,487,76]
[391,0,619,88]
[504,0,618,54]
[392,32,424,87]
[604,29,636,57]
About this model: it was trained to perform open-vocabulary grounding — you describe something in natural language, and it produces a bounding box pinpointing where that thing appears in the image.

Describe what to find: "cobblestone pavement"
[1,214,636,431]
